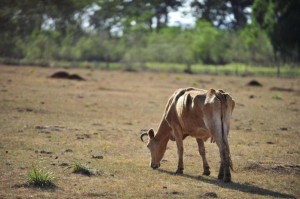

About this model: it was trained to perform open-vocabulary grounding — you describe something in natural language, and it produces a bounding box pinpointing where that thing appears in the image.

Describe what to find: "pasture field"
[0,65,299,198]
[5,58,299,77]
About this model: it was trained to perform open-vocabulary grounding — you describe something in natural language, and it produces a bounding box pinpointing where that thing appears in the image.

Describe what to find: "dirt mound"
[270,87,294,92]
[247,80,262,87]
[203,192,218,198]
[50,71,85,81]
[245,160,300,174]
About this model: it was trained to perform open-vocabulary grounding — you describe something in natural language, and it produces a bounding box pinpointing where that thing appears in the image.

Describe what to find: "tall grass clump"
[27,164,55,188]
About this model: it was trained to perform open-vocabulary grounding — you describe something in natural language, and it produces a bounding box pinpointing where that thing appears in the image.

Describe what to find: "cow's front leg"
[175,137,184,174]
[196,139,210,176]
[176,141,184,174]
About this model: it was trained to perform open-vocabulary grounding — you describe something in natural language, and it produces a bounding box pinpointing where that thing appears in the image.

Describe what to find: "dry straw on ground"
[0,65,299,198]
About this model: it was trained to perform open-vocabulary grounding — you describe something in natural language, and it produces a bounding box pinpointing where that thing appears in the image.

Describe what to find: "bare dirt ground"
[0,65,299,198]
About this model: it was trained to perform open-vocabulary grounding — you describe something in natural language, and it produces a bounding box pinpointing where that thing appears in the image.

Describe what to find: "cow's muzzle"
[150,162,160,169]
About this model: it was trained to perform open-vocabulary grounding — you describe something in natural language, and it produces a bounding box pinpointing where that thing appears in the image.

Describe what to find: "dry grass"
[0,65,299,198]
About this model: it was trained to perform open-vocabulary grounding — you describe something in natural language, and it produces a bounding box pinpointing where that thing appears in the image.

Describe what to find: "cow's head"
[141,129,166,169]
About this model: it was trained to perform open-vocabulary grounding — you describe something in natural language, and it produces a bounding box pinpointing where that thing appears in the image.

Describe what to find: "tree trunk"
[184,63,192,74]
[274,50,280,77]
[106,60,110,70]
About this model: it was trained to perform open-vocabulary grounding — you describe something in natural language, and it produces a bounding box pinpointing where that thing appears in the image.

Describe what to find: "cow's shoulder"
[164,88,188,125]
[164,88,200,125]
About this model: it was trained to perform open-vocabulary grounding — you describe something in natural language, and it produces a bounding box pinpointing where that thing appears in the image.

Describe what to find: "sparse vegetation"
[27,164,55,188]
[0,66,299,198]
[272,93,283,100]
[71,162,94,176]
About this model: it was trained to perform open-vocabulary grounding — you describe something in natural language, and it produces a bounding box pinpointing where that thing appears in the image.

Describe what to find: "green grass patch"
[143,62,300,77]
[145,62,185,72]
[3,58,300,77]
[71,162,94,176]
[272,93,283,100]
[191,63,300,77]
[27,164,55,188]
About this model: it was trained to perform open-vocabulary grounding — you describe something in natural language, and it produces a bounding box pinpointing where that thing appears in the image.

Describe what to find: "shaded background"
[1,0,299,76]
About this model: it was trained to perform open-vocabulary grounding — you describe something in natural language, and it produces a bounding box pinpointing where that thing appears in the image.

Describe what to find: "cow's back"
[170,88,210,139]
[165,88,234,140]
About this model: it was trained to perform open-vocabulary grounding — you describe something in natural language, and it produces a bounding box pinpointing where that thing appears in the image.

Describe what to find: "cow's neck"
[154,119,171,149]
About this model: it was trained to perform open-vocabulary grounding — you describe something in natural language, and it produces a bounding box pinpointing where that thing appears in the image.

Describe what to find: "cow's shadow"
[157,169,296,199]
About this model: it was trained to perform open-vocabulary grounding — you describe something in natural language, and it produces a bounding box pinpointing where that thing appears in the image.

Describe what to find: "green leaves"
[1,0,298,65]
[27,164,55,188]
[252,0,300,62]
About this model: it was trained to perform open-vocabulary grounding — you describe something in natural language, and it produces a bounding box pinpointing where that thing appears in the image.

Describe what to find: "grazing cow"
[141,87,235,182]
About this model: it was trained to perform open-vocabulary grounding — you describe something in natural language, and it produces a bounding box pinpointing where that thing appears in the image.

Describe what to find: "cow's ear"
[148,129,155,139]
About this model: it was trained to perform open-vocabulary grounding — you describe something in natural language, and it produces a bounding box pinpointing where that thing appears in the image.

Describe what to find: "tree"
[191,0,253,29]
[0,0,93,58]
[91,0,182,34]
[252,0,300,63]
[191,20,224,64]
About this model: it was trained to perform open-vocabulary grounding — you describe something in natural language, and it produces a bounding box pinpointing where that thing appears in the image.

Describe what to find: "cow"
[141,87,235,182]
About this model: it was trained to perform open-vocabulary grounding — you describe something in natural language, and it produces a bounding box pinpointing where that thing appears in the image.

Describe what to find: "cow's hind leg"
[196,139,210,176]
[210,127,231,182]
[217,144,231,182]
[218,162,224,180]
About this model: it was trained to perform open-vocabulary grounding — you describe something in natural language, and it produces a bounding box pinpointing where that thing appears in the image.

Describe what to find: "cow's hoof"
[223,173,231,183]
[203,170,210,176]
[217,173,224,180]
[175,168,183,175]
[223,177,231,183]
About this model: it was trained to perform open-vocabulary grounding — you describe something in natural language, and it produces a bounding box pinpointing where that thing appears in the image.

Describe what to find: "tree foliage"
[191,0,253,29]
[252,0,300,62]
[0,0,298,67]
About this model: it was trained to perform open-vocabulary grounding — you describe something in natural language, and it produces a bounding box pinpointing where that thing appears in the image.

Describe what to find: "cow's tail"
[217,91,233,171]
